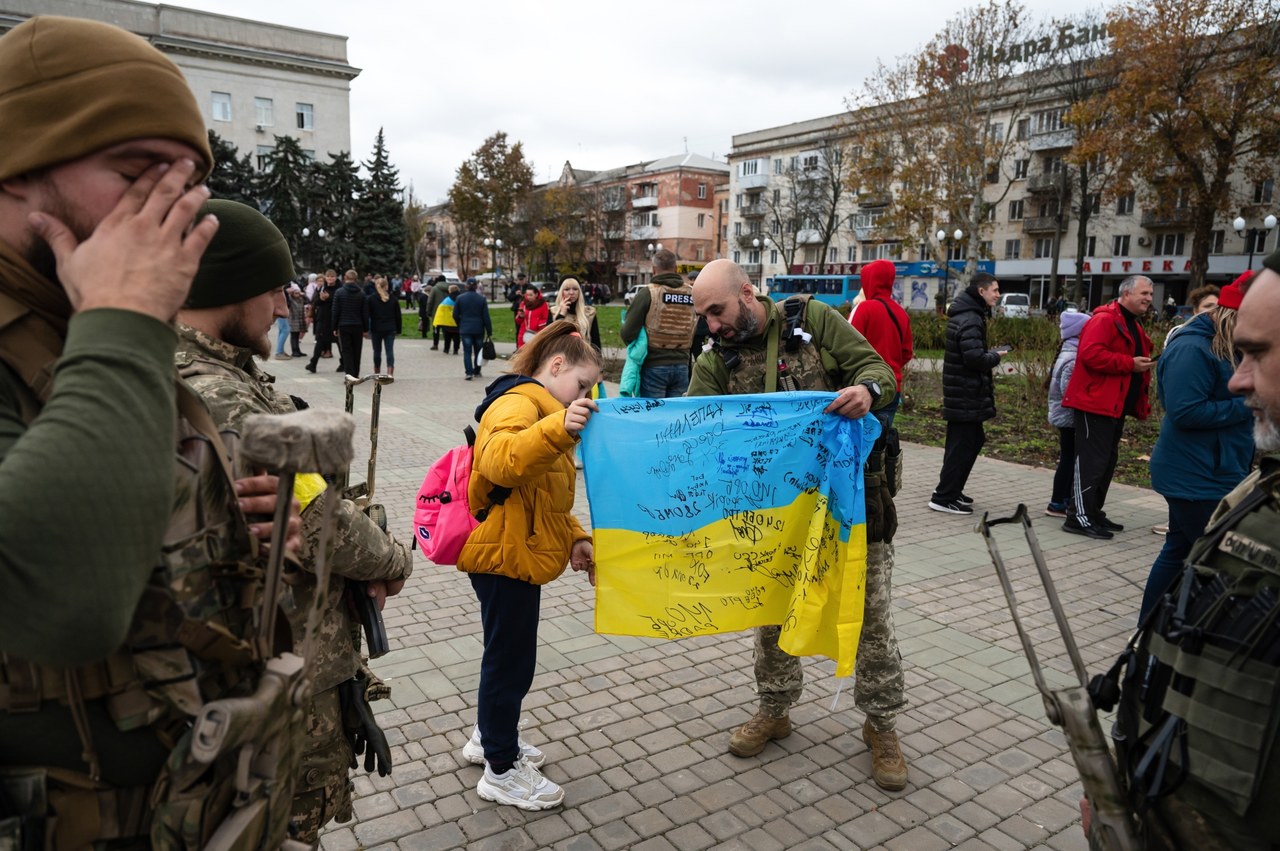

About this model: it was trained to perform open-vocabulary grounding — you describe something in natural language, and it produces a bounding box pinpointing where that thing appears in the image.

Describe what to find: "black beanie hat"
[187,200,296,308]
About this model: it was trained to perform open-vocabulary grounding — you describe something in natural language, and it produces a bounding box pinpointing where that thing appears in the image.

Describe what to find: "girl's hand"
[570,539,595,586]
[564,398,598,435]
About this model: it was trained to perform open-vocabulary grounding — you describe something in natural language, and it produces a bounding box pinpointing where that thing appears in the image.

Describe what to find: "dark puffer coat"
[942,286,1000,422]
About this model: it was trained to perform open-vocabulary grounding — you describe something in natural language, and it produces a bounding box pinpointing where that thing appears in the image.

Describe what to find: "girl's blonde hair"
[373,275,390,303]
[553,277,593,336]
[508,319,601,377]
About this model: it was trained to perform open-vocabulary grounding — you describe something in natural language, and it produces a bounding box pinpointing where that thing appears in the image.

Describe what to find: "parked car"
[998,292,1031,318]
[624,284,643,307]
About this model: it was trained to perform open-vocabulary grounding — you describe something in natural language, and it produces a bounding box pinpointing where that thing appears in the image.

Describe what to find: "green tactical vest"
[1116,458,1280,850]
[716,295,838,396]
[0,292,302,849]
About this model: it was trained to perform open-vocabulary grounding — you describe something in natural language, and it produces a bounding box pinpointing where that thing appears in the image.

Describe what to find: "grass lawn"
[402,304,626,349]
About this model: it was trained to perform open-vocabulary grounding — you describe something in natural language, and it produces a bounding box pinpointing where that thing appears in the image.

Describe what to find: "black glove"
[338,673,393,776]
[864,474,898,544]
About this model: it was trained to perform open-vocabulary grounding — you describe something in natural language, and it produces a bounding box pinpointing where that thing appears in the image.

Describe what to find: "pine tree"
[353,128,408,276]
[205,130,259,207]
[310,151,363,272]
[257,135,311,261]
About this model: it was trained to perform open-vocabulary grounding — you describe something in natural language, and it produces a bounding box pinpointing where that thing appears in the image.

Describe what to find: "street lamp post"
[483,237,503,300]
[1233,214,1278,270]
[646,242,663,284]
[936,228,964,310]
[300,227,327,272]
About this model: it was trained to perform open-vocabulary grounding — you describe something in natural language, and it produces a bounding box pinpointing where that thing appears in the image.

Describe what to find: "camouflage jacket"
[175,325,411,692]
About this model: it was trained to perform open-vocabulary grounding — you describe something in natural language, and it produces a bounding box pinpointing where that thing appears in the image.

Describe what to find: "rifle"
[341,372,396,658]
[977,505,1141,851]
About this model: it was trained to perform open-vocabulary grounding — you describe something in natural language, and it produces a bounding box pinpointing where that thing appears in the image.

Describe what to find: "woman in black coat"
[929,273,1006,514]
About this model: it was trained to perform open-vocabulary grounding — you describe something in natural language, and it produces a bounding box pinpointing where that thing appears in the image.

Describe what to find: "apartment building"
[1,0,359,167]
[728,88,1275,310]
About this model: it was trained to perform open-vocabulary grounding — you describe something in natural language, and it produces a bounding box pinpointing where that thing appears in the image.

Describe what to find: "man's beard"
[220,307,271,360]
[733,296,761,339]
[22,184,95,284]
[1250,396,1280,452]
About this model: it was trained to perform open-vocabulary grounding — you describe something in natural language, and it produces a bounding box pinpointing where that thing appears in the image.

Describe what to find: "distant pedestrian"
[459,321,601,810]
[367,275,399,376]
[550,277,601,351]
[433,284,461,354]
[849,259,914,427]
[619,248,697,398]
[287,284,308,357]
[454,280,493,380]
[1139,279,1254,620]
[426,275,452,349]
[305,269,340,372]
[332,269,370,376]
[929,273,1006,515]
[1061,275,1156,539]
[514,284,549,349]
[1045,310,1089,518]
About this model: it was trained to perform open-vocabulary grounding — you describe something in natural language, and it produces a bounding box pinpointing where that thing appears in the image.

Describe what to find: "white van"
[999,292,1031,318]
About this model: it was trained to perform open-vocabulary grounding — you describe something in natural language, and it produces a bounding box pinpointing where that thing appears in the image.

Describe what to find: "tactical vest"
[643,281,697,351]
[1113,461,1280,850]
[715,295,837,395]
[0,292,302,849]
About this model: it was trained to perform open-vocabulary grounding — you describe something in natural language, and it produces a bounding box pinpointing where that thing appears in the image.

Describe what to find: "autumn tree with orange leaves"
[1074,0,1280,289]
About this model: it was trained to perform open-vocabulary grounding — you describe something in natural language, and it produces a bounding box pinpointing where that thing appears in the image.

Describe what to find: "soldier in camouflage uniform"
[688,259,910,791]
[0,17,307,849]
[174,200,413,842]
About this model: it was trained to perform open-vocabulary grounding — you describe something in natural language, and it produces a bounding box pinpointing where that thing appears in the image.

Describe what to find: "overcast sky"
[177,0,1087,204]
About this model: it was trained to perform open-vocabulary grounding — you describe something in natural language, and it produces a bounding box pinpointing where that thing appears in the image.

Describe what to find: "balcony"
[736,233,765,249]
[1022,215,1067,233]
[743,263,762,275]
[1027,172,1069,193]
[1141,208,1194,229]
[797,228,823,244]
[631,195,658,209]
[740,202,765,218]
[631,225,659,241]
[739,172,769,190]
[1028,128,1076,152]
[602,195,626,212]
[603,230,625,241]
[856,191,891,208]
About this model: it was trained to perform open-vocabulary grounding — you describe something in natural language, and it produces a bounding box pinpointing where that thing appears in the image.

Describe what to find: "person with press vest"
[621,248,698,398]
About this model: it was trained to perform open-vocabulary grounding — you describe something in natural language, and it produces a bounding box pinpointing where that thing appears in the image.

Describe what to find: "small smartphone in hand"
[994,345,1013,354]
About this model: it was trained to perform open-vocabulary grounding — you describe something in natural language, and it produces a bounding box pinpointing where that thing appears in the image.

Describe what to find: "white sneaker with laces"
[476,757,564,810]
[461,725,545,768]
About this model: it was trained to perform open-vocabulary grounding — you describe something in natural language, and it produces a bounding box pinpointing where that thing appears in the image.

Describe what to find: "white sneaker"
[461,725,545,768]
[476,757,564,810]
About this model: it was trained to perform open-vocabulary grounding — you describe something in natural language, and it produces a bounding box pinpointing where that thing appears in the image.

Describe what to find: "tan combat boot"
[728,710,791,757]
[862,718,908,790]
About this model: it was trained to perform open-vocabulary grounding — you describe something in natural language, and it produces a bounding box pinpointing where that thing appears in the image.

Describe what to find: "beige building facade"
[729,89,1275,311]
[1,0,359,167]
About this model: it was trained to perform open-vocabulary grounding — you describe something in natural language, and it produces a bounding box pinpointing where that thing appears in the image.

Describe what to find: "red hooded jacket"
[849,259,914,391]
[1062,300,1153,420]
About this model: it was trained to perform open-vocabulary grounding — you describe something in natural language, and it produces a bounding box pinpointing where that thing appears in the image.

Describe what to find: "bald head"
[692,260,764,342]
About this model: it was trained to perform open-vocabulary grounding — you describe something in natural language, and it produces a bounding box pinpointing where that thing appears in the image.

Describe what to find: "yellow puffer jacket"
[458,381,589,585]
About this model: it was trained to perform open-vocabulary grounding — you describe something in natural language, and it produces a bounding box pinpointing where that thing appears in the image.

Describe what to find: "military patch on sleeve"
[1219,531,1280,574]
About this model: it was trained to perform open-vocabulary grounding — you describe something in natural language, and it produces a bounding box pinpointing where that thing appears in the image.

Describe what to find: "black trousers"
[1050,426,1076,508]
[337,327,363,377]
[470,573,541,768]
[932,420,985,503]
[1070,409,1124,527]
[306,324,333,370]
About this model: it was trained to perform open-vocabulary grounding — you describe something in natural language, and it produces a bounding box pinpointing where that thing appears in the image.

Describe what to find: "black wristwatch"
[859,379,883,407]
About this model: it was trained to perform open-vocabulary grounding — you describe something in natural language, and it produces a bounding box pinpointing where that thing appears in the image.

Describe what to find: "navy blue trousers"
[470,573,541,767]
[1139,497,1218,622]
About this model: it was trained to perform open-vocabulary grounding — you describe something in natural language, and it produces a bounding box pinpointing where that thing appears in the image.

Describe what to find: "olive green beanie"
[0,16,212,183]
[187,200,296,309]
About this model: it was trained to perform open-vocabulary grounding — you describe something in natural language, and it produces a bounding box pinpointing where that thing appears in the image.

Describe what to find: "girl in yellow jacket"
[457,320,601,810]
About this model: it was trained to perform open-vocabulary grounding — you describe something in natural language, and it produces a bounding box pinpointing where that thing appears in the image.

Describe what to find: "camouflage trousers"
[756,541,906,731]
[288,685,355,843]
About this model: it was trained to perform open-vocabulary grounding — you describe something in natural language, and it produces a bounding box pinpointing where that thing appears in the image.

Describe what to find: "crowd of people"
[3,13,1280,850]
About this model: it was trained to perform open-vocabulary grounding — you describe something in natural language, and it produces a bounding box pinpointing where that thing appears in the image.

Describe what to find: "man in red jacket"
[1061,275,1156,539]
[850,259,914,426]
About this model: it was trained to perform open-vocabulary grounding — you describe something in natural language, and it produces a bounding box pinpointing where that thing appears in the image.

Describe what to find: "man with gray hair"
[621,248,697,397]
[1061,275,1156,539]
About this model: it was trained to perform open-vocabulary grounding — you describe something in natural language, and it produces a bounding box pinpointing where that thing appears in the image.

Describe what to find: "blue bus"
[765,275,860,308]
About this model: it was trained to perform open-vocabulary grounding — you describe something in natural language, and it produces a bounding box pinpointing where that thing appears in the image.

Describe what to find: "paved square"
[270,324,1162,850]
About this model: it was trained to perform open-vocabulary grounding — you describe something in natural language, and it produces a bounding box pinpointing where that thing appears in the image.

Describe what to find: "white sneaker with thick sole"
[476,757,564,810]
[461,725,546,768]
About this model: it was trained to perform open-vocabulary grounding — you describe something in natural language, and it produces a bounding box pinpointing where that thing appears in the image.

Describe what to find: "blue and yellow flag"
[580,392,880,677]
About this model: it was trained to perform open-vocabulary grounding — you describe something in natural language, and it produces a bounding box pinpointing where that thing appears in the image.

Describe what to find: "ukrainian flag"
[580,392,880,677]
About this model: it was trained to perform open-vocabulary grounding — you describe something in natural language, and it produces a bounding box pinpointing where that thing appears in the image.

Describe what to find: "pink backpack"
[413,426,511,565]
